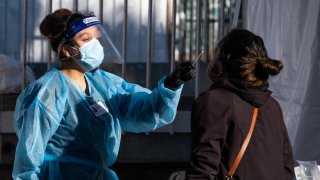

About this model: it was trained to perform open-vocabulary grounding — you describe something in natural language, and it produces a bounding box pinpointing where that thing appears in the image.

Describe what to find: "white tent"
[244,0,320,162]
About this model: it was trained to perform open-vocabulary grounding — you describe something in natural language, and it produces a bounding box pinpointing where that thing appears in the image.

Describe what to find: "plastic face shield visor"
[62,15,124,66]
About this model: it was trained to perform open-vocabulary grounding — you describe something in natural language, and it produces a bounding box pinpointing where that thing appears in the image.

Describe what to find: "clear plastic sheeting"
[294,161,320,180]
[243,0,320,162]
[0,54,35,93]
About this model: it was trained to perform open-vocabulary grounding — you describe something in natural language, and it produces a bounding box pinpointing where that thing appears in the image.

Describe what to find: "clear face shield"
[59,15,124,71]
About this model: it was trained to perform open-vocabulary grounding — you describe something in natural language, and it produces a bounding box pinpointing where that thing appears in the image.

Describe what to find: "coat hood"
[212,78,272,107]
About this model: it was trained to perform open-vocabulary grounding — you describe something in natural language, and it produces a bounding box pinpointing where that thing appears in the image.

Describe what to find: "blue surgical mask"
[78,38,104,71]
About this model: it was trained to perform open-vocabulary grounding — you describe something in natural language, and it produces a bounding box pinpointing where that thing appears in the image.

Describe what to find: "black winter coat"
[186,79,294,180]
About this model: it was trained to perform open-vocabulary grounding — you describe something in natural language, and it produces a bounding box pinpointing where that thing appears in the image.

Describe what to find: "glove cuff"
[164,76,183,91]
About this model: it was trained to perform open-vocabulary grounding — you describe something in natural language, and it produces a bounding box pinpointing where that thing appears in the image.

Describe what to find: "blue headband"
[65,16,100,41]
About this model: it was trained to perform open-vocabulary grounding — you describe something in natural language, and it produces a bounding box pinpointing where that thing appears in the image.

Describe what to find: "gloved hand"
[164,62,197,90]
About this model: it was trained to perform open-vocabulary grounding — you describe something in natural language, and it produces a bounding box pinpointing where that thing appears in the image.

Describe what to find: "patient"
[186,29,294,180]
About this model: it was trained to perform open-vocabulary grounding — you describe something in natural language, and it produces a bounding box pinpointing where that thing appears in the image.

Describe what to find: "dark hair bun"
[256,58,283,76]
[40,9,72,38]
[40,9,72,51]
[40,14,65,39]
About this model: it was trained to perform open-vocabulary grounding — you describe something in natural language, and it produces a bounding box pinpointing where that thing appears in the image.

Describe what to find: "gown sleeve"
[98,70,183,133]
[118,76,183,132]
[12,83,63,180]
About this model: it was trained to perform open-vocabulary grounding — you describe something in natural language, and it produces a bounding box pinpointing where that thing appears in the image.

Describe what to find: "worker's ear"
[61,45,71,57]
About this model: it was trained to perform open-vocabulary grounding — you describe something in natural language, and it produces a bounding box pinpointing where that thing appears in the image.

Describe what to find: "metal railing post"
[21,0,28,91]
[204,0,209,63]
[47,0,53,69]
[195,0,202,98]
[218,0,225,40]
[74,0,78,11]
[168,0,177,135]
[122,0,128,79]
[188,1,194,62]
[4,0,8,53]
[99,0,103,23]
[144,0,153,135]
[146,0,153,89]
[170,0,176,73]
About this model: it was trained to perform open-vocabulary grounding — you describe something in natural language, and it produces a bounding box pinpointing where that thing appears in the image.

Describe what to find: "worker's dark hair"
[40,8,85,54]
[207,29,283,87]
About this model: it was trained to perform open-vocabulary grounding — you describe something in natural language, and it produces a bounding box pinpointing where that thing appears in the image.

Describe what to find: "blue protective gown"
[13,67,182,180]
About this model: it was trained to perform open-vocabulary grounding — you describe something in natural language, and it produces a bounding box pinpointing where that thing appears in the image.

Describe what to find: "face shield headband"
[65,16,100,41]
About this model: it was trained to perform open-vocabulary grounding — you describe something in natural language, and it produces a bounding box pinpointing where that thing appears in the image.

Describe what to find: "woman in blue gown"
[13,8,196,180]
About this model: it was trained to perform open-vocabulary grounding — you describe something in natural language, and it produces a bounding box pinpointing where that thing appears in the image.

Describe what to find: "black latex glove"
[164,62,197,90]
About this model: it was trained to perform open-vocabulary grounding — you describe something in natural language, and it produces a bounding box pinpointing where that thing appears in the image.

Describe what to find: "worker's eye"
[74,32,94,47]
[83,38,90,43]
[81,36,91,42]
[77,32,91,41]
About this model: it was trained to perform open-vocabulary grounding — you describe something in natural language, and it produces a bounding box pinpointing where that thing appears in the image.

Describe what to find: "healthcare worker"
[13,8,196,180]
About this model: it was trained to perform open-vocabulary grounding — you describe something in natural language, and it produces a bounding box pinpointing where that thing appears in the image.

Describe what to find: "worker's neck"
[59,68,87,92]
